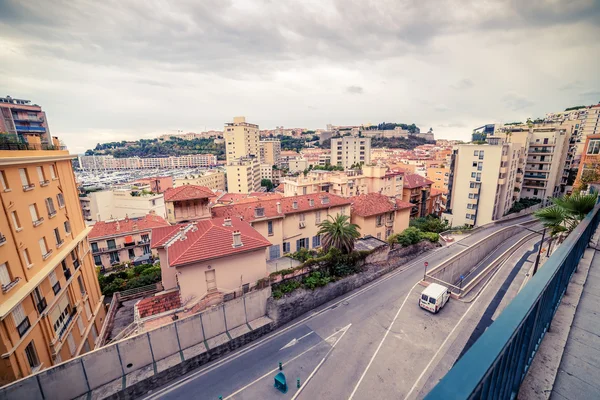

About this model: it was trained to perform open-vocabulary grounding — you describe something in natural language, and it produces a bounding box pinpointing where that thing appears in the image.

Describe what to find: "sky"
[1,0,599,154]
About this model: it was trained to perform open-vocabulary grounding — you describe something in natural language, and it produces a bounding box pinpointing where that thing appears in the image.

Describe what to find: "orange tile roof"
[350,193,396,217]
[211,193,351,222]
[395,198,414,210]
[403,173,434,189]
[137,291,181,318]
[89,213,170,239]
[152,217,271,267]
[164,185,214,202]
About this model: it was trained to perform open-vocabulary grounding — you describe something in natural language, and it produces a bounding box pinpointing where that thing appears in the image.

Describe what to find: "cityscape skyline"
[1,1,599,154]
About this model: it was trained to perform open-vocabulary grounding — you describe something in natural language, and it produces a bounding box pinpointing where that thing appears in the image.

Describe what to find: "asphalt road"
[142,215,536,400]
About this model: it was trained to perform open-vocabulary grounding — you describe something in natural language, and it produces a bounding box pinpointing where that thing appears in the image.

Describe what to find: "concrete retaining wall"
[0,288,271,400]
[427,225,526,286]
[267,241,439,327]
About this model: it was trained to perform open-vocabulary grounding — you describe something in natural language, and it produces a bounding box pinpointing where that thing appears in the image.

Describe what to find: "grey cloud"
[503,94,534,111]
[452,79,474,90]
[135,79,173,88]
[347,86,364,95]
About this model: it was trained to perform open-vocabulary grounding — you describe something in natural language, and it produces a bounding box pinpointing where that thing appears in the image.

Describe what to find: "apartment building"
[163,185,214,224]
[350,193,412,241]
[426,165,450,192]
[224,116,260,164]
[0,96,51,146]
[131,176,173,193]
[89,213,170,268]
[443,140,524,227]
[402,173,435,219]
[211,193,352,260]
[225,157,261,194]
[288,158,308,173]
[77,154,217,171]
[574,134,600,189]
[260,163,281,183]
[173,170,226,191]
[0,146,105,383]
[152,217,270,303]
[79,188,166,223]
[259,140,281,167]
[330,136,371,169]
[282,165,403,198]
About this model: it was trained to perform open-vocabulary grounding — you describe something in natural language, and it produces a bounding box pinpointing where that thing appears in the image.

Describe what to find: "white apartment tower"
[330,136,371,169]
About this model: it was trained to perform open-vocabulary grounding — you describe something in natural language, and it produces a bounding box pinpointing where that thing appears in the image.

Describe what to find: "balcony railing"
[17,317,31,338]
[22,183,35,191]
[48,210,57,218]
[63,268,72,281]
[52,282,61,295]
[39,179,50,187]
[1,277,20,293]
[92,244,122,254]
[15,125,46,132]
[32,217,44,227]
[528,149,552,153]
[56,239,65,248]
[57,307,77,340]
[42,249,53,260]
[37,298,47,314]
[0,235,6,246]
[524,173,548,180]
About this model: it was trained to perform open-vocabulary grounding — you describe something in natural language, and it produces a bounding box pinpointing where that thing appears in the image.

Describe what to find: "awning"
[124,235,134,243]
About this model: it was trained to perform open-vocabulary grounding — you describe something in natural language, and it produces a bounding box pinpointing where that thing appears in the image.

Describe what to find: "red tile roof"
[274,184,284,193]
[152,217,271,267]
[395,198,414,210]
[164,185,214,202]
[350,193,396,217]
[431,188,446,196]
[403,173,434,189]
[89,213,170,239]
[217,192,283,205]
[211,193,351,222]
[136,291,181,318]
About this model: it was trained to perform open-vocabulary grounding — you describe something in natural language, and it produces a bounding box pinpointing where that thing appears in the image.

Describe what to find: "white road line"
[223,325,350,400]
[291,324,352,400]
[280,331,315,350]
[347,281,420,400]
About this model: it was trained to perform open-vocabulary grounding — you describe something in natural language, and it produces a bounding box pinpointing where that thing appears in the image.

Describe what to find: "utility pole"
[532,228,546,276]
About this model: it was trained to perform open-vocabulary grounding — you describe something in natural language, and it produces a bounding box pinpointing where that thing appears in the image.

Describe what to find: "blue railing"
[14,125,46,132]
[426,203,600,400]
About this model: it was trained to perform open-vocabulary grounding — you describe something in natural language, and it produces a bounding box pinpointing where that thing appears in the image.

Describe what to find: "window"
[376,215,383,226]
[474,150,479,156]
[377,232,382,239]
[50,165,57,180]
[50,294,71,335]
[67,332,76,356]
[312,235,321,248]
[93,255,101,265]
[91,242,99,252]
[587,140,600,155]
[49,270,60,294]
[57,193,65,208]
[477,162,483,171]
[268,245,280,260]
[90,324,98,343]
[36,167,46,184]
[24,341,41,371]
[109,252,120,264]
[84,300,92,320]
[476,173,481,182]
[471,172,476,178]
[29,204,42,226]
[11,211,21,230]
[39,237,49,256]
[0,263,11,286]
[77,316,84,336]
[143,245,150,254]
[128,248,135,259]
[33,287,46,313]
[45,197,56,216]
[19,168,31,187]
[296,238,309,250]
[64,221,71,235]
[54,228,63,246]
[13,303,30,337]
[472,161,477,167]
[479,150,484,160]
[466,213,471,219]
[315,211,321,224]
[107,239,116,250]
[23,249,33,268]
[0,170,9,191]
[283,242,290,253]
[468,193,474,199]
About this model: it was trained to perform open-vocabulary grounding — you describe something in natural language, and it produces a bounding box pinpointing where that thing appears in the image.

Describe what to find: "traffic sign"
[424,261,429,267]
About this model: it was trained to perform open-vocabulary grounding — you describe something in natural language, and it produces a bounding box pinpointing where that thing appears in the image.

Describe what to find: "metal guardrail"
[426,203,600,399]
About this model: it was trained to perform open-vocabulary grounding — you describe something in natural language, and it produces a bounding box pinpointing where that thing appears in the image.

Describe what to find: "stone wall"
[267,241,439,327]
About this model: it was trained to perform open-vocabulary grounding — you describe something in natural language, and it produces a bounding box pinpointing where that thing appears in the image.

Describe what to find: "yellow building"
[0,148,106,384]
[259,140,281,166]
[350,193,412,241]
[225,157,261,193]
[163,185,214,224]
[173,170,226,191]
[224,116,260,164]
[426,165,450,192]
[330,136,371,169]
[212,193,352,259]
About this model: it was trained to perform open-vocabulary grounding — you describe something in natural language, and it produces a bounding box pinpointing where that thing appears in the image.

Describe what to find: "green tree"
[534,193,597,253]
[261,178,274,191]
[317,214,361,254]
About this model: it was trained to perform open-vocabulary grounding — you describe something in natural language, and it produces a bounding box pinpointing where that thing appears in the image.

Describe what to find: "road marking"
[280,331,315,350]
[222,325,350,400]
[347,281,420,400]
[291,324,351,400]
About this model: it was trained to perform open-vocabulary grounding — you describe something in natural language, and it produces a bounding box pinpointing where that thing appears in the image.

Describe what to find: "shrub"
[396,227,422,246]
[302,272,331,290]
[290,248,315,263]
[420,232,440,243]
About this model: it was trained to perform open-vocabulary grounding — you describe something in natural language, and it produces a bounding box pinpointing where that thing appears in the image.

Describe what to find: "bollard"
[297,378,301,388]
[219,397,222,400]
[279,362,282,371]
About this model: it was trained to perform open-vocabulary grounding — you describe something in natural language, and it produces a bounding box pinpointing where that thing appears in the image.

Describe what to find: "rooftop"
[136,291,182,319]
[163,185,215,202]
[403,173,434,189]
[89,213,170,239]
[151,217,271,267]
[350,193,396,217]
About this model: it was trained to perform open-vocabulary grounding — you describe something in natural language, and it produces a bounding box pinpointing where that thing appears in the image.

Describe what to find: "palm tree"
[317,214,361,254]
[534,193,597,253]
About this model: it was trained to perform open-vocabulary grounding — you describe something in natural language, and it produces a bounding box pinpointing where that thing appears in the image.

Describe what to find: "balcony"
[17,317,31,338]
[52,282,61,295]
[524,173,548,180]
[0,235,6,246]
[385,219,394,227]
[529,142,555,147]
[73,259,80,269]
[57,307,77,340]
[137,239,151,245]
[37,298,47,314]
[1,277,20,294]
[48,210,57,218]
[529,149,552,153]
[22,183,35,192]
[42,249,53,260]
[56,239,65,248]
[92,244,122,254]
[63,268,72,281]
[39,179,50,187]
[15,125,46,133]
[523,181,547,188]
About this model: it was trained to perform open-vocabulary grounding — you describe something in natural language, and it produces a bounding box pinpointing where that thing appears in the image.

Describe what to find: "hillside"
[86,138,226,159]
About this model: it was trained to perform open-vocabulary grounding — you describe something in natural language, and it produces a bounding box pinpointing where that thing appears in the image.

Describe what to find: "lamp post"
[519,225,546,276]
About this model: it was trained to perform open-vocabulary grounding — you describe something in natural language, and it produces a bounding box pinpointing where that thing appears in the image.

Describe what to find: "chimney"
[115,220,120,232]
[276,202,282,214]
[223,218,232,227]
[292,201,298,210]
[232,230,243,248]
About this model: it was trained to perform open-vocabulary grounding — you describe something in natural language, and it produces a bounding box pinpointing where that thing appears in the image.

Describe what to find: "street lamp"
[520,225,546,276]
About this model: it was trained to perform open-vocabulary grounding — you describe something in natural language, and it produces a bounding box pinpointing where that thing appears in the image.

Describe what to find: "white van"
[419,283,451,313]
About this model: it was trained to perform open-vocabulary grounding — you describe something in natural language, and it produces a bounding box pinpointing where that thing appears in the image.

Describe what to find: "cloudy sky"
[1,0,599,153]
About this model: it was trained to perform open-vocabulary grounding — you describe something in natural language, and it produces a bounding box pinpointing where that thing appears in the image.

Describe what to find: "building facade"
[259,140,281,167]
[89,213,170,268]
[401,173,435,219]
[173,170,226,192]
[76,154,217,171]
[0,148,105,384]
[0,96,51,146]
[79,189,166,224]
[225,157,261,194]
[163,185,214,224]
[330,137,371,169]
[349,193,412,241]
[224,116,260,164]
